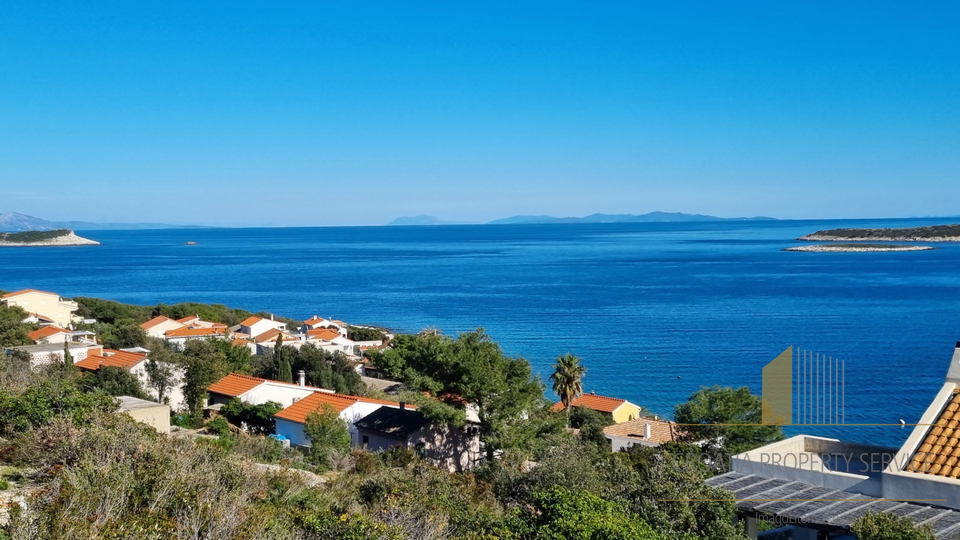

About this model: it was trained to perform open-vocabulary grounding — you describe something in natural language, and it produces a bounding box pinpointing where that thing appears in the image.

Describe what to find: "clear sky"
[1,2,958,226]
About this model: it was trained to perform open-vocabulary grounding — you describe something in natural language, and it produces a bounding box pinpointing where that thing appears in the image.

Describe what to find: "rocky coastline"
[784,244,936,253]
[0,230,100,247]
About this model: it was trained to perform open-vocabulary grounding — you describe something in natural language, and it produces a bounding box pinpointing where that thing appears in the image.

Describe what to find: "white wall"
[243,382,315,408]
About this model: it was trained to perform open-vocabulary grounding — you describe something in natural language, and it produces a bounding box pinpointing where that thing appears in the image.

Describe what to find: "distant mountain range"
[387,212,777,226]
[0,212,205,232]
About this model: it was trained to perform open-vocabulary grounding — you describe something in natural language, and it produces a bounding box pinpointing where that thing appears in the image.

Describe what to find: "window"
[362,435,369,446]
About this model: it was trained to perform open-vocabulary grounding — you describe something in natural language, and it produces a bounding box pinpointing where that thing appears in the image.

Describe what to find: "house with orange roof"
[273,390,414,446]
[551,391,642,424]
[76,348,186,410]
[28,325,72,344]
[207,371,340,408]
[302,316,346,336]
[239,315,286,338]
[306,327,356,354]
[163,325,229,350]
[603,417,682,451]
[22,312,56,326]
[1,289,79,327]
[140,315,186,338]
[174,315,227,329]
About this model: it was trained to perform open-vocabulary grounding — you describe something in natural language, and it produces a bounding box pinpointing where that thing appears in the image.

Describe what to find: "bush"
[502,486,661,540]
[852,512,936,540]
[208,416,231,438]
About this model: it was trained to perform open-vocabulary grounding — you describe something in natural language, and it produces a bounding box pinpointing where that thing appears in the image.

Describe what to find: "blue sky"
[1,2,958,226]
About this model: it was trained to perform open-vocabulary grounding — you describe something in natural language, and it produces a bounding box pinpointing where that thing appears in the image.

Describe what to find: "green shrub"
[852,512,936,540]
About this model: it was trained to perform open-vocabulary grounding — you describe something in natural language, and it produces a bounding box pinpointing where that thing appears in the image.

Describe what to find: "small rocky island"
[0,229,100,247]
[799,224,960,242]
[784,243,936,253]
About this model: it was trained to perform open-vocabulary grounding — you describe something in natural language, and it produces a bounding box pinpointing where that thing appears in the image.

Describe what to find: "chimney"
[399,402,406,411]
[643,423,651,440]
[590,390,596,395]
[297,370,305,386]
[948,343,960,384]
[271,314,275,321]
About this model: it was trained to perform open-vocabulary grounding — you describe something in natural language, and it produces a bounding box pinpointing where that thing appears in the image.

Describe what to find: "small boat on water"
[185,241,198,245]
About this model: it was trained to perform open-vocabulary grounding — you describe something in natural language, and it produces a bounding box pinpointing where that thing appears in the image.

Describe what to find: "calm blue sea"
[3,218,959,447]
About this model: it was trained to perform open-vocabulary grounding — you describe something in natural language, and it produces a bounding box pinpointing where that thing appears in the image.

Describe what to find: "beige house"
[117,396,171,434]
[1,289,79,327]
[140,315,186,339]
[551,392,643,424]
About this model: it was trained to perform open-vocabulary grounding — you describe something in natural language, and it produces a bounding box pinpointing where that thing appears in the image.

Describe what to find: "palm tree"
[551,354,586,415]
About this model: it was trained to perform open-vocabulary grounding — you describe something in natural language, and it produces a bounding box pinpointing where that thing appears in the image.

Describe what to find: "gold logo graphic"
[762,346,844,426]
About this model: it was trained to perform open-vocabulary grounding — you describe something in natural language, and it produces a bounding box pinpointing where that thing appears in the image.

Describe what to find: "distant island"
[799,224,960,242]
[388,211,777,226]
[0,229,99,247]
[784,243,936,253]
[0,211,205,232]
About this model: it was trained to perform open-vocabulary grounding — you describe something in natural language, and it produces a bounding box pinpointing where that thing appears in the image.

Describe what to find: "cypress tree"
[63,341,74,370]
[274,334,292,382]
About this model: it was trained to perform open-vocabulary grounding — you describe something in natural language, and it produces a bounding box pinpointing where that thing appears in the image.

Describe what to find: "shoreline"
[0,231,100,247]
[799,234,960,242]
[784,244,936,253]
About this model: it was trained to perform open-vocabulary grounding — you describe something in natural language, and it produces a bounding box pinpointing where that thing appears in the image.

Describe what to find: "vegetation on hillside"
[0,229,71,243]
[802,223,960,240]
[0,294,806,539]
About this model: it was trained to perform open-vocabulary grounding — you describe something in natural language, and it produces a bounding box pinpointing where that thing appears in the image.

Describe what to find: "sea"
[2,217,959,448]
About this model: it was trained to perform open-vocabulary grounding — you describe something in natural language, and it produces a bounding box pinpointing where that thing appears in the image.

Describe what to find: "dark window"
[362,435,369,446]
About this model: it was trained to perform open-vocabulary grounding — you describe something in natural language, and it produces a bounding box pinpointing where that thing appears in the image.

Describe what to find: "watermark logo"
[762,346,845,426]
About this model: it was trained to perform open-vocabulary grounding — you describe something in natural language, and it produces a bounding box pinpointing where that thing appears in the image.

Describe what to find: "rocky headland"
[0,229,100,247]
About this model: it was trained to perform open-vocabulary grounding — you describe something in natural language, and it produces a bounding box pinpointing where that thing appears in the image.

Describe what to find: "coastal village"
[5,287,960,538]
[0,288,667,469]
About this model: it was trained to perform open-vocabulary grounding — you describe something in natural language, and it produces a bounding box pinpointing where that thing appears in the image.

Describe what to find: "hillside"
[0,211,202,231]
[800,224,960,242]
[0,229,100,247]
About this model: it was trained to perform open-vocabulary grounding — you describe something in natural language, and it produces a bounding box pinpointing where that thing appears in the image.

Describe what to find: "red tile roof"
[307,328,341,341]
[603,418,682,445]
[908,390,960,477]
[164,326,227,338]
[232,337,252,348]
[141,315,180,330]
[1,289,60,300]
[207,373,267,397]
[304,316,326,326]
[239,316,264,327]
[551,393,628,414]
[254,328,297,343]
[75,349,147,371]
[274,391,360,423]
[28,325,70,341]
[175,315,200,324]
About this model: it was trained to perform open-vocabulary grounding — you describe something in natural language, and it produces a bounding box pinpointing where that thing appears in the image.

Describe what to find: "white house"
[207,372,319,408]
[76,349,186,411]
[239,316,286,338]
[603,417,682,451]
[306,327,355,353]
[302,316,346,336]
[1,289,79,328]
[140,316,186,339]
[27,325,72,344]
[5,342,102,369]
